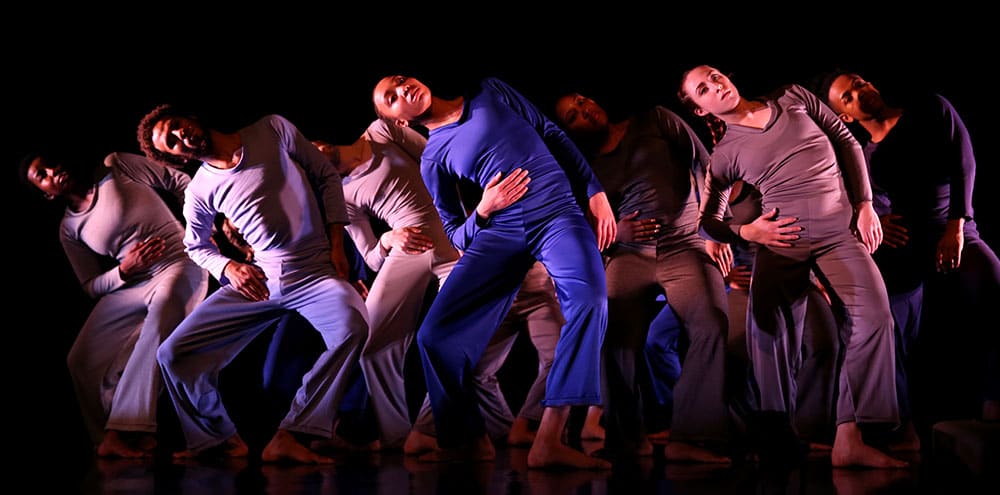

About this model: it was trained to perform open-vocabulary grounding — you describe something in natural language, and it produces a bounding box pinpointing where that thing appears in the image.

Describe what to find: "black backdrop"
[8,11,997,467]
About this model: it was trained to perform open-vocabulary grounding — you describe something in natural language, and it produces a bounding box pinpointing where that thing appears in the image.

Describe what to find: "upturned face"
[826,73,886,122]
[150,115,210,161]
[26,156,74,199]
[372,75,432,126]
[680,65,741,117]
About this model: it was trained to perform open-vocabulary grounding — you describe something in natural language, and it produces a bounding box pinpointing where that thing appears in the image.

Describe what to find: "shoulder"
[365,119,394,141]
[479,77,521,97]
[250,114,298,136]
[260,114,294,129]
[104,151,156,168]
[777,83,813,101]
[651,105,689,125]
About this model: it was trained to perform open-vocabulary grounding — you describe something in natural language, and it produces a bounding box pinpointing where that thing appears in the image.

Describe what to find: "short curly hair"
[18,151,48,192]
[807,68,852,108]
[137,104,199,167]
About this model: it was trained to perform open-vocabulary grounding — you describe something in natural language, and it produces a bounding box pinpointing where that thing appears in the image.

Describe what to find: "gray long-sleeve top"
[700,84,871,244]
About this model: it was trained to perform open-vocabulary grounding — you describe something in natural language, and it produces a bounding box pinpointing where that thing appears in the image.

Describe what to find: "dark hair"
[808,68,852,107]
[18,151,46,191]
[137,104,199,167]
[676,68,728,147]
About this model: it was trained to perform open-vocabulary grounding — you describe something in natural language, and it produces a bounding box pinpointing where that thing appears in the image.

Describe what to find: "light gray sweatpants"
[360,248,456,449]
[68,259,208,445]
[157,259,369,452]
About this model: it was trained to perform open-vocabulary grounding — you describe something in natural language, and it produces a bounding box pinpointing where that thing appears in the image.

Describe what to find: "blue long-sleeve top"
[420,77,604,251]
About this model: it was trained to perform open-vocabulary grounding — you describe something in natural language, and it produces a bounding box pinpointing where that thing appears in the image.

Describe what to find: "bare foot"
[262,429,333,464]
[311,431,381,453]
[97,430,147,458]
[134,433,158,453]
[637,438,654,457]
[831,423,907,469]
[173,434,249,460]
[809,442,833,452]
[528,441,611,470]
[581,407,606,441]
[647,429,671,445]
[889,422,921,452]
[507,417,537,447]
[418,434,495,463]
[664,441,731,464]
[807,442,833,460]
[832,465,912,493]
[404,430,439,456]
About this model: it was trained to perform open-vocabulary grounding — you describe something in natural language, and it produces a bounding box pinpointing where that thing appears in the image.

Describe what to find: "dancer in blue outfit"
[373,75,616,469]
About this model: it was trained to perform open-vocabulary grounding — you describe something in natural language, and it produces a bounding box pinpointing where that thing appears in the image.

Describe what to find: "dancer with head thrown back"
[554,92,732,463]
[817,70,1000,439]
[137,104,369,464]
[372,74,616,469]
[678,65,906,468]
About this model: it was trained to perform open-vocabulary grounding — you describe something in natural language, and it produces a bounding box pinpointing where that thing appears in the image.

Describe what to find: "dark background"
[7,11,996,468]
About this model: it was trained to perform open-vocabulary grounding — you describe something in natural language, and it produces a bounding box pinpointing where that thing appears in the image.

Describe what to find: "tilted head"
[20,150,77,200]
[137,104,211,167]
[372,75,433,128]
[817,71,887,123]
[677,65,742,118]
[554,93,609,135]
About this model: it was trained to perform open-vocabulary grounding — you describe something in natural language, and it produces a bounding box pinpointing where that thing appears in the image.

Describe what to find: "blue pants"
[416,207,607,448]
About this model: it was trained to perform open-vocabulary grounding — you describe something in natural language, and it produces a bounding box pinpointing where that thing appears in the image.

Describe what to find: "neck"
[859,106,903,143]
[65,184,95,212]
[720,99,770,128]
[336,139,373,174]
[598,120,630,155]
[422,96,464,130]
[204,130,243,169]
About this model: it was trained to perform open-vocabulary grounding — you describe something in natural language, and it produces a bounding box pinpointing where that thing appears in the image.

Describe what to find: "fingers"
[498,168,530,200]
[597,219,615,251]
[629,218,660,241]
[883,225,909,248]
[134,237,166,268]
[499,168,529,185]
[398,227,433,253]
[484,171,504,189]
[239,266,270,302]
[936,252,961,272]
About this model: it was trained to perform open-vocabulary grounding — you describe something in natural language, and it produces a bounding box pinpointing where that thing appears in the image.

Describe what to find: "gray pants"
[68,260,207,445]
[360,249,456,448]
[735,284,841,443]
[158,261,369,451]
[604,241,730,449]
[749,234,897,426]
